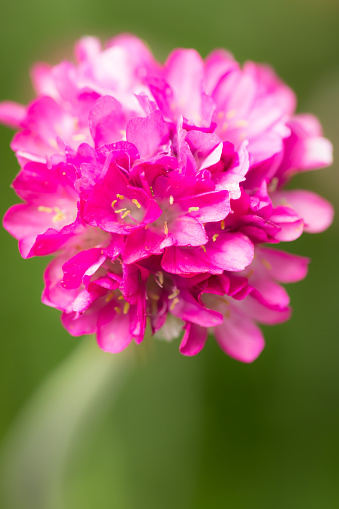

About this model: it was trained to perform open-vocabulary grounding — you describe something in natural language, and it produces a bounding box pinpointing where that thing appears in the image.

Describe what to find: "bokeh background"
[0,0,338,507]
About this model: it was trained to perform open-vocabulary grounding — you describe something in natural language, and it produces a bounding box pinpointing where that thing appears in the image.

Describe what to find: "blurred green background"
[0,0,338,507]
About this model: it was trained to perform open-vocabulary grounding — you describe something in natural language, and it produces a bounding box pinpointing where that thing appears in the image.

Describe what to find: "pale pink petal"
[257,248,309,283]
[165,49,205,124]
[89,96,127,146]
[0,101,26,128]
[75,36,101,63]
[273,189,334,233]
[270,206,304,241]
[214,311,265,363]
[31,63,59,97]
[126,110,169,158]
[239,294,291,325]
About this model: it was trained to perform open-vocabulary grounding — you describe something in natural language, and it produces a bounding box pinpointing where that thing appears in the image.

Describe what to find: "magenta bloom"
[1,35,334,362]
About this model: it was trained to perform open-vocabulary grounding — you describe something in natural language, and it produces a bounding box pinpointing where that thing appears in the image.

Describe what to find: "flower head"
[0,34,334,362]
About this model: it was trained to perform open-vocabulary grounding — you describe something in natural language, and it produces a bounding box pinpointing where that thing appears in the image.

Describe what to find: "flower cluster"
[0,35,333,361]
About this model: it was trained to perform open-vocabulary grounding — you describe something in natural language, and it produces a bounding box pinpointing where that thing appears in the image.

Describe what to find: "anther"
[132,199,141,208]
[170,297,180,311]
[156,271,164,287]
[38,206,53,213]
[226,109,237,119]
[235,119,248,128]
[168,288,180,300]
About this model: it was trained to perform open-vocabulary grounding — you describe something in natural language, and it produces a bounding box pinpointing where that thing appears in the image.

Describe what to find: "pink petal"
[123,227,166,264]
[214,311,265,363]
[31,63,58,97]
[126,110,169,158]
[273,189,334,233]
[164,49,205,124]
[257,248,309,283]
[204,49,238,95]
[0,101,26,128]
[239,294,291,325]
[281,114,333,174]
[170,289,223,327]
[62,248,105,289]
[170,216,208,247]
[42,255,79,312]
[180,323,208,356]
[97,303,133,353]
[89,96,127,146]
[178,190,230,223]
[162,232,254,275]
[270,206,304,241]
[75,36,101,63]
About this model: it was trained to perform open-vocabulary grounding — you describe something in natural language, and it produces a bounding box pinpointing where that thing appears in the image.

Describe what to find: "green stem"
[0,339,131,509]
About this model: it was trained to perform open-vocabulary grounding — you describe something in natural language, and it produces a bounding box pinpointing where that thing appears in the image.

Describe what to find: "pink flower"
[0,34,334,362]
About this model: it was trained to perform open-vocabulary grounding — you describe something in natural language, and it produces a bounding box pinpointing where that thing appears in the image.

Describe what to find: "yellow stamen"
[201,245,207,253]
[115,208,126,214]
[269,177,279,193]
[123,302,130,314]
[72,133,87,142]
[111,200,117,208]
[149,292,160,301]
[156,271,164,287]
[118,295,124,300]
[105,292,114,303]
[168,288,180,300]
[226,109,237,119]
[150,186,154,196]
[116,194,124,200]
[169,195,174,205]
[121,210,131,219]
[48,138,59,149]
[220,220,225,230]
[188,206,199,213]
[246,269,254,278]
[114,306,121,314]
[212,234,219,242]
[164,221,169,235]
[235,119,248,128]
[261,259,272,271]
[52,208,66,223]
[38,206,53,213]
[132,199,141,208]
[170,297,180,311]
[151,299,158,315]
